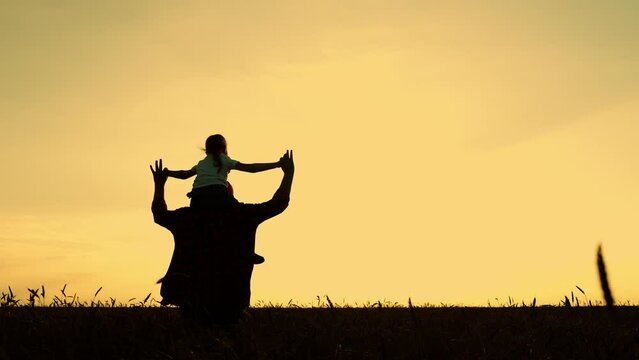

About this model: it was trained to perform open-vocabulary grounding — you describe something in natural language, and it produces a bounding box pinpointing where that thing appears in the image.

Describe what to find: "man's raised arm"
[274,150,295,201]
[150,159,169,224]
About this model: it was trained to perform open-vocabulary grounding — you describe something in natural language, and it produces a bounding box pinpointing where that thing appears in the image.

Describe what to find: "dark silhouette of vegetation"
[597,244,615,308]
[2,305,639,359]
[2,245,634,358]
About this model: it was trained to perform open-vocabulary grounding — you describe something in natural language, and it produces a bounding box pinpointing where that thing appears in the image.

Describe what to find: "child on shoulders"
[165,134,281,264]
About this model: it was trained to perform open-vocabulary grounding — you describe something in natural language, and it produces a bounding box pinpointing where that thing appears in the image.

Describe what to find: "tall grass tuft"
[325,295,334,310]
[596,244,615,308]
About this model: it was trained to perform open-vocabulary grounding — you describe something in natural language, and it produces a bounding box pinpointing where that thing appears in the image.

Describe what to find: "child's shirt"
[191,153,238,189]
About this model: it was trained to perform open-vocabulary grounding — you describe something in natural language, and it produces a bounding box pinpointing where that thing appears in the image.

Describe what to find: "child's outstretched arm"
[165,168,196,180]
[234,160,281,173]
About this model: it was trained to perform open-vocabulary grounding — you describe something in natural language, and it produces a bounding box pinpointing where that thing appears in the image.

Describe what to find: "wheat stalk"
[596,244,614,308]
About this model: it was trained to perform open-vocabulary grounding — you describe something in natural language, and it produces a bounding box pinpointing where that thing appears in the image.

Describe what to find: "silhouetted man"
[150,150,294,324]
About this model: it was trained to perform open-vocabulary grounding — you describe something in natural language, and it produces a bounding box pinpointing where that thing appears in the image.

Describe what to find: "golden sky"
[1,0,638,306]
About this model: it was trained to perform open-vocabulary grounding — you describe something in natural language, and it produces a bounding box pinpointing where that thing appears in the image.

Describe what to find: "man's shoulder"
[166,203,269,222]
[161,206,195,221]
[233,197,287,219]
[236,192,289,208]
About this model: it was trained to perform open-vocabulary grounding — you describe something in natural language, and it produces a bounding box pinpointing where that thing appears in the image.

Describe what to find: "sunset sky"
[2,0,638,306]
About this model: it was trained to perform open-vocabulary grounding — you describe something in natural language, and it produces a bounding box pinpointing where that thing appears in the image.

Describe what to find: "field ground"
[1,306,638,359]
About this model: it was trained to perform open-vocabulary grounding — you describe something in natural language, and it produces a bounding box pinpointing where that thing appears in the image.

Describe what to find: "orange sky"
[1,1,639,306]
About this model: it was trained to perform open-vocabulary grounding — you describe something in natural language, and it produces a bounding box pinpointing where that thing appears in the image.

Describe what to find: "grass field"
[1,249,632,359]
[2,304,638,359]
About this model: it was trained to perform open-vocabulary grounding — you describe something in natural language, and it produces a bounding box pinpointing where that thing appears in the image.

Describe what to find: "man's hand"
[280,150,294,174]
[150,159,168,187]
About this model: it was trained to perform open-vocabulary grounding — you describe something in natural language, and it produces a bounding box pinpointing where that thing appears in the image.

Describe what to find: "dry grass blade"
[325,295,334,310]
[94,287,103,297]
[28,288,40,306]
[576,285,585,296]
[596,244,614,308]
[1,287,19,307]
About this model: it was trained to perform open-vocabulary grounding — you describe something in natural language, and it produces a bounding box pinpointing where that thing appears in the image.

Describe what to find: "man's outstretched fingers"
[151,159,165,176]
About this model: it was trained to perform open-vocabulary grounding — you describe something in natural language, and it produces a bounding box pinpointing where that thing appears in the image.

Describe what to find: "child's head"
[205,134,227,155]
